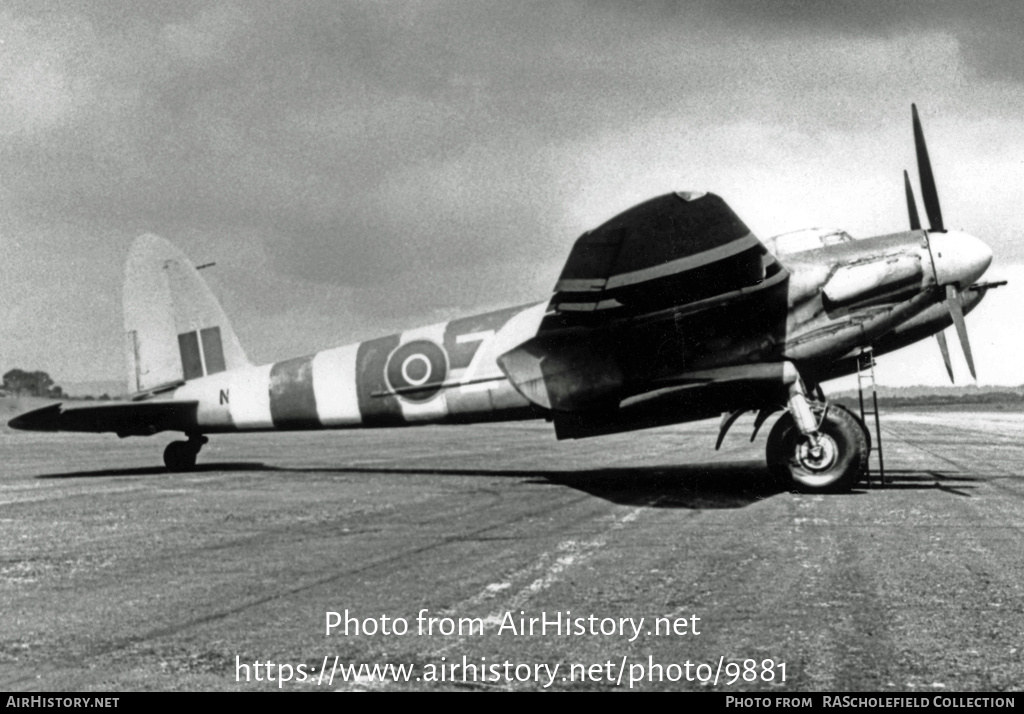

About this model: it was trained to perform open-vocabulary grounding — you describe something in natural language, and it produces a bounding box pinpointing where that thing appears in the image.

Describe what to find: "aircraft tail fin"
[123,234,250,396]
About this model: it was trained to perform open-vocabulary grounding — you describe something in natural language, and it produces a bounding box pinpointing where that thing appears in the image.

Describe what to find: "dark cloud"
[3,2,731,304]
[701,0,1024,83]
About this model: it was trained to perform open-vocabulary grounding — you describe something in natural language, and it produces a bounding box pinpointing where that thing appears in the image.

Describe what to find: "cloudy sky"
[1,0,1022,392]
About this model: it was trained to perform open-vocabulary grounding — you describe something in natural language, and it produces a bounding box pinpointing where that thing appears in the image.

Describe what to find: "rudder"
[124,234,250,395]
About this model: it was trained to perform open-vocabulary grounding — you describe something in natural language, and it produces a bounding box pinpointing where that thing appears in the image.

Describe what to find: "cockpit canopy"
[765,228,856,257]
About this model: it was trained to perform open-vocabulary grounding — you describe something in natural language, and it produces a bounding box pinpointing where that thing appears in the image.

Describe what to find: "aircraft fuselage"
[162,226,988,436]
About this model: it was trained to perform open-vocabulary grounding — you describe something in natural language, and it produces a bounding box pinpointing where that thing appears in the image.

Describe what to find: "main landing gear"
[163,434,208,472]
[765,381,869,494]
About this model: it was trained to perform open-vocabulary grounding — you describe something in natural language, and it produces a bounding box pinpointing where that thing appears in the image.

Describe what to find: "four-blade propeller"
[904,104,977,382]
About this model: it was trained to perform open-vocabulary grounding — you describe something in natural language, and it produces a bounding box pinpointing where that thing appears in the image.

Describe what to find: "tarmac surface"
[1,410,1022,691]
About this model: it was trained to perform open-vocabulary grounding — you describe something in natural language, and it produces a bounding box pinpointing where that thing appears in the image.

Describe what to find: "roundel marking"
[385,340,448,402]
[401,354,433,386]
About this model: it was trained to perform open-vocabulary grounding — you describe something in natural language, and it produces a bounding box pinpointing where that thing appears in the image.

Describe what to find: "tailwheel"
[163,435,207,472]
[766,403,867,493]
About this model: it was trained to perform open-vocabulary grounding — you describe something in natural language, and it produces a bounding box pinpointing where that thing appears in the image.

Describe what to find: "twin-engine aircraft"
[10,106,1001,492]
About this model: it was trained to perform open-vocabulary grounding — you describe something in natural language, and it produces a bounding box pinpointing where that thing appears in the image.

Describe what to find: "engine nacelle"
[821,254,924,309]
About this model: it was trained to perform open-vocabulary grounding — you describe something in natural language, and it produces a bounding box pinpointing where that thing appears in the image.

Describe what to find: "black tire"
[163,440,198,472]
[831,403,871,455]
[765,404,868,493]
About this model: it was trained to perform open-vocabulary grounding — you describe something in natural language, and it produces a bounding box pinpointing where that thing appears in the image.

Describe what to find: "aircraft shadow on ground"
[864,469,983,497]
[35,460,783,508]
[35,463,987,506]
[519,461,788,509]
[31,460,788,509]
[296,460,794,509]
[34,463,262,479]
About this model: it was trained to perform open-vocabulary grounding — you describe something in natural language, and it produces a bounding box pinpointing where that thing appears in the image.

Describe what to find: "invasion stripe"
[312,345,362,426]
[355,335,404,427]
[229,364,274,429]
[604,233,762,290]
[269,355,321,430]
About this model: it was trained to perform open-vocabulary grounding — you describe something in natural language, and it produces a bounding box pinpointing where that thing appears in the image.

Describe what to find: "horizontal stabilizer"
[8,400,199,437]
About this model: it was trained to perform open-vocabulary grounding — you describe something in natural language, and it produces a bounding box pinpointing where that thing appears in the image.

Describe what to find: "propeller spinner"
[904,104,992,381]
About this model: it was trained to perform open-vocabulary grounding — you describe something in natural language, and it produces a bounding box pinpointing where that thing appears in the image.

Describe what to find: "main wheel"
[765,404,868,493]
[831,403,871,455]
[163,440,199,472]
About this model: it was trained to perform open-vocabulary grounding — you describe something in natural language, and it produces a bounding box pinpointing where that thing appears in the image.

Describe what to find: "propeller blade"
[935,330,954,383]
[945,284,976,380]
[912,103,944,232]
[903,170,921,231]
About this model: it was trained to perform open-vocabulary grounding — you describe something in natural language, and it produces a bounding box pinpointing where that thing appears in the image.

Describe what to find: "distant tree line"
[834,391,1024,409]
[1,369,113,399]
[2,369,63,398]
[878,392,1024,406]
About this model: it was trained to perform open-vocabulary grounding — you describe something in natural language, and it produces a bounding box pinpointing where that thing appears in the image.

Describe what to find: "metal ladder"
[856,346,886,486]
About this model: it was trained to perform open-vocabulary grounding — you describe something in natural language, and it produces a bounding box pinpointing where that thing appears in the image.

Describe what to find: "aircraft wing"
[8,400,199,437]
[499,192,790,413]
[544,191,786,324]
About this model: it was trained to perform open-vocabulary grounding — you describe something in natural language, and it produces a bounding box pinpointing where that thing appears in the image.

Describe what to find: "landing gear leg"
[163,434,208,472]
[766,380,867,493]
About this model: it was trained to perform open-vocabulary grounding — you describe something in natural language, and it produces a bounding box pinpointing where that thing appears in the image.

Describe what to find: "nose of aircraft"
[928,230,993,289]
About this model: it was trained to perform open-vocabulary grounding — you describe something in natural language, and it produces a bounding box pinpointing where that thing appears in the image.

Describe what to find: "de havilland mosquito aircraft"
[10,106,1003,492]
